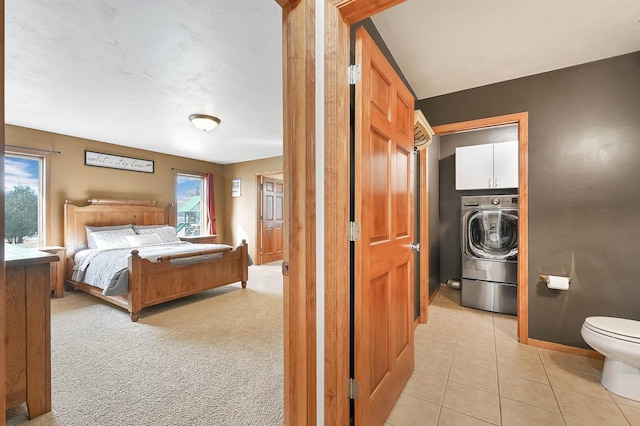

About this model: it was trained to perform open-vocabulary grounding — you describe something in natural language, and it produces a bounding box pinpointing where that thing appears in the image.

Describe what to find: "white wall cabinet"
[455,141,518,190]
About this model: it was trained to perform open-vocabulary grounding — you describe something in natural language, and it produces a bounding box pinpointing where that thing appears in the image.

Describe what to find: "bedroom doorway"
[256,172,284,265]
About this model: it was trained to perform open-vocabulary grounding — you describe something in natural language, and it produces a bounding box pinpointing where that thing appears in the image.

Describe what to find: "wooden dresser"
[5,245,58,419]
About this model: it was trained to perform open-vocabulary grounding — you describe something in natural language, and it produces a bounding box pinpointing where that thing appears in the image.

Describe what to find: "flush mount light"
[189,114,221,132]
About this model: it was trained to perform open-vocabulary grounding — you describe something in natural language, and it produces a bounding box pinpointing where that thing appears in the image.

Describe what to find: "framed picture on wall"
[232,178,241,197]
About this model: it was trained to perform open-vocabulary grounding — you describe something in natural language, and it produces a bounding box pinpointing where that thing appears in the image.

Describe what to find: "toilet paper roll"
[547,275,570,290]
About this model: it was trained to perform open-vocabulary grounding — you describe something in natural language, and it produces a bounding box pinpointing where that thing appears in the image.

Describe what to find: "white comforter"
[73,242,232,296]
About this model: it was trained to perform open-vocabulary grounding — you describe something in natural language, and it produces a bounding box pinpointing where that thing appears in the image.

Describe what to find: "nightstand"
[179,235,218,244]
[39,246,66,298]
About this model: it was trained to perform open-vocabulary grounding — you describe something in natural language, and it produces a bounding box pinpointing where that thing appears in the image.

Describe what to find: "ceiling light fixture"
[189,114,221,132]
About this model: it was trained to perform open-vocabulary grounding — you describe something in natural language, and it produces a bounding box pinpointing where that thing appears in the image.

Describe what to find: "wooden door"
[259,176,284,264]
[354,27,415,425]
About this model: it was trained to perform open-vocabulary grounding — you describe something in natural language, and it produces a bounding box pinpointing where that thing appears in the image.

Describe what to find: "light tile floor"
[385,285,640,426]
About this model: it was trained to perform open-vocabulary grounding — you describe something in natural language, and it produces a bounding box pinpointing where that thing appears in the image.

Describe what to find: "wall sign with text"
[84,150,154,174]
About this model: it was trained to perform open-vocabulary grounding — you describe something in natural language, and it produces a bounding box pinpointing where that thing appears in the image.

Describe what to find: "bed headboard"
[64,199,176,258]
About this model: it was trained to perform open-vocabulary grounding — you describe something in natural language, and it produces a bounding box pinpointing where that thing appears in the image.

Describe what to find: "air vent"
[414,110,434,151]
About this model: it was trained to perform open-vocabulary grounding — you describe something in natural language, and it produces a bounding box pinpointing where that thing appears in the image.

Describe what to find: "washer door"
[463,209,518,260]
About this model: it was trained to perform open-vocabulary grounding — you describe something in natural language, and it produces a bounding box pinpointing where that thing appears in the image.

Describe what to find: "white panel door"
[493,141,519,188]
[455,144,494,190]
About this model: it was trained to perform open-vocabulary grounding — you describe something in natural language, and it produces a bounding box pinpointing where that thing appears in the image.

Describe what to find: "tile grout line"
[492,313,505,426]
[433,404,442,426]
[445,302,502,425]
[538,348,573,426]
[617,405,634,426]
[437,300,461,424]
[539,351,630,405]
[435,294,638,426]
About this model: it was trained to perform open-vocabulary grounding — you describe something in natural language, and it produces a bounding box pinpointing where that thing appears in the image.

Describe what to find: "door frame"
[431,112,529,343]
[418,149,429,324]
[276,0,407,424]
[255,170,284,266]
[0,1,5,420]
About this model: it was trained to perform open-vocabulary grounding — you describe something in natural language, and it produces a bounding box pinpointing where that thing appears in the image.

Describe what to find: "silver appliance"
[461,195,518,314]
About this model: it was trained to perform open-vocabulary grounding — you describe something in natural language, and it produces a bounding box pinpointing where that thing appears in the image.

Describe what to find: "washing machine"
[461,195,518,315]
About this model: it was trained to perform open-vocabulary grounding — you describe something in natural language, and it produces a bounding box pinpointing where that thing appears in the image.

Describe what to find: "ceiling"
[372,0,640,99]
[6,1,640,164]
[6,1,283,164]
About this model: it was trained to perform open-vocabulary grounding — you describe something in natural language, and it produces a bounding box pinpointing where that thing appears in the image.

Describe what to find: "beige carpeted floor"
[6,262,284,426]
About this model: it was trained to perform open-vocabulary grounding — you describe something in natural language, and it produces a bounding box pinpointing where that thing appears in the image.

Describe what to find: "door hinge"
[349,221,361,242]
[348,378,360,400]
[282,261,289,276]
[348,64,361,85]
[410,242,420,252]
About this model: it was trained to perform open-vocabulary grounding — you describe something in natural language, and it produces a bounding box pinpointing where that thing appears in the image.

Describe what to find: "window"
[176,173,206,237]
[4,152,45,247]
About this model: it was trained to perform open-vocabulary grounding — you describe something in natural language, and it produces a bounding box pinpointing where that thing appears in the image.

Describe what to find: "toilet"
[581,316,640,401]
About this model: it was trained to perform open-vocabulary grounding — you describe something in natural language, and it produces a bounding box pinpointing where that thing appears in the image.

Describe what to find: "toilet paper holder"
[539,275,571,285]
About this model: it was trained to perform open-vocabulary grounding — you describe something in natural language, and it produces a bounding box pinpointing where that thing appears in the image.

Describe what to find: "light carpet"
[6,262,284,426]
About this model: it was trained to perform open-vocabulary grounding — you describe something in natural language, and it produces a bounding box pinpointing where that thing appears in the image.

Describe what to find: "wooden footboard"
[127,240,249,321]
[67,241,249,321]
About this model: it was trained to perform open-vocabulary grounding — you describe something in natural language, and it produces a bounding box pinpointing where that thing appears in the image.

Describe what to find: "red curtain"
[206,173,216,235]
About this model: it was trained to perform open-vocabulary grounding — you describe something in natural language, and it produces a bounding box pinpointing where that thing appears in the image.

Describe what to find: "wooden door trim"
[278,0,407,423]
[336,0,406,24]
[419,150,429,323]
[256,175,264,265]
[432,112,529,343]
[322,2,350,424]
[278,1,317,424]
[1,0,6,421]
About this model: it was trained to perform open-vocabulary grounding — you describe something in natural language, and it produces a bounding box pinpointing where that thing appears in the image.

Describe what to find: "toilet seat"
[584,317,640,344]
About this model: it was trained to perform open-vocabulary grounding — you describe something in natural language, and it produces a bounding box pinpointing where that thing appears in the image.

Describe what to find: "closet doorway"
[256,172,284,265]
[432,112,529,341]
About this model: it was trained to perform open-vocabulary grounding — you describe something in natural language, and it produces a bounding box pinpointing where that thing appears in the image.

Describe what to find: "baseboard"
[428,285,441,304]
[527,338,604,360]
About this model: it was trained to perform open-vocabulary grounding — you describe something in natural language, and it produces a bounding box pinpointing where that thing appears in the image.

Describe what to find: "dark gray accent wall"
[427,135,441,296]
[418,51,640,348]
[439,126,518,284]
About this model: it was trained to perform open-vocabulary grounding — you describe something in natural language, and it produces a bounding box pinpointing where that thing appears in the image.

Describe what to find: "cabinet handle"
[494,177,498,188]
[488,178,492,188]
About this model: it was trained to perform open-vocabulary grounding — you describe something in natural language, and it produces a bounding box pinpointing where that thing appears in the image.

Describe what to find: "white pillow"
[136,226,180,243]
[91,228,137,250]
[86,224,134,249]
[125,233,163,247]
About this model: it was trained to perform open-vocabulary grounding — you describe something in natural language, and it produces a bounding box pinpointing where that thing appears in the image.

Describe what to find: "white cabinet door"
[493,141,519,188]
[455,144,494,190]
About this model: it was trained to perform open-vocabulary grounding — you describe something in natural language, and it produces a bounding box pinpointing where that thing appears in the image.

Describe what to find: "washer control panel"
[461,194,518,209]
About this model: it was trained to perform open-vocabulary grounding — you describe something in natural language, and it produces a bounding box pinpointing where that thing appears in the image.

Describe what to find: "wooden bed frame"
[64,199,249,322]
